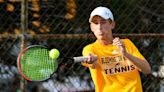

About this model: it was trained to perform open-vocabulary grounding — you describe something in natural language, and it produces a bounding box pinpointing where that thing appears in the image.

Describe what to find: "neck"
[97,36,114,45]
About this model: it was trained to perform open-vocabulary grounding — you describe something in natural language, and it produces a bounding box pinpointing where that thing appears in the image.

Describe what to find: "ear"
[111,21,116,29]
[90,23,94,32]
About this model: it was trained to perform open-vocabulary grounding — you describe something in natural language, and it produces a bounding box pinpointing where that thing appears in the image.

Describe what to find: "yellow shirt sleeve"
[82,44,95,67]
[125,39,146,60]
[82,44,94,56]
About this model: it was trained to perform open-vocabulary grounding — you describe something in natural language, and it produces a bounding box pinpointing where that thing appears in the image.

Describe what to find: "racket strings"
[20,47,56,81]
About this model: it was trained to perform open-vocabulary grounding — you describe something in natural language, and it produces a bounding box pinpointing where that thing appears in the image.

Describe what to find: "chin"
[97,36,105,40]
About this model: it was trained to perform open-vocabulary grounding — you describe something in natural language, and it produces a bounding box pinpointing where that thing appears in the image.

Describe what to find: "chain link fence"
[0,0,164,92]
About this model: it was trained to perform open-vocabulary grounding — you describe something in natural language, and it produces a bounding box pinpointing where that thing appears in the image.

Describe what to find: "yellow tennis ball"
[49,49,60,59]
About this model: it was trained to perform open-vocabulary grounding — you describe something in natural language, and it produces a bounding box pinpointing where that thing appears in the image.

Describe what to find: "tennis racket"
[17,45,97,82]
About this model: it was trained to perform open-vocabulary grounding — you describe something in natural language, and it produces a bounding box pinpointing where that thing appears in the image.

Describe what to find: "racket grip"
[73,55,98,63]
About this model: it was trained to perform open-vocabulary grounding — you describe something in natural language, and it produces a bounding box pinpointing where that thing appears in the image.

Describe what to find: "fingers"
[87,53,92,63]
[84,54,98,69]
[113,37,125,50]
[113,37,126,55]
[112,37,123,47]
[84,54,97,64]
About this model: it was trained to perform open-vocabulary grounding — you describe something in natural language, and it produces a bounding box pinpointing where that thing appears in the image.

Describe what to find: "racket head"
[17,45,58,81]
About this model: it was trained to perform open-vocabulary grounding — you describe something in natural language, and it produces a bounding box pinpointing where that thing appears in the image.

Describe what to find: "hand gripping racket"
[17,45,97,82]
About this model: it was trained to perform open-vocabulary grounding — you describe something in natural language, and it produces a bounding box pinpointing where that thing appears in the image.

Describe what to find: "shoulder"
[82,42,96,56]
[83,44,93,52]
[122,38,141,53]
[83,42,96,50]
[121,38,135,46]
[121,38,133,43]
[121,38,138,51]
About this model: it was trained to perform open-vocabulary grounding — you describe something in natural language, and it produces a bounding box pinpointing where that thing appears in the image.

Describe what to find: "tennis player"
[82,6,151,92]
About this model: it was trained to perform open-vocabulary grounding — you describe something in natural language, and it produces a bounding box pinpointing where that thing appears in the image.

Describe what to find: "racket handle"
[73,55,98,62]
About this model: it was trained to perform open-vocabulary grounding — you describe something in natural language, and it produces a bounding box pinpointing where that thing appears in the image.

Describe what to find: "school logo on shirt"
[101,56,136,75]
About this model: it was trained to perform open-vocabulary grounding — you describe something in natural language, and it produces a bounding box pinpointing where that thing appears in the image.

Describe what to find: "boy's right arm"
[82,45,98,69]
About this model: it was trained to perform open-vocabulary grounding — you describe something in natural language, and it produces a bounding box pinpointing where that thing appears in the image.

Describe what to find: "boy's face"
[90,15,115,40]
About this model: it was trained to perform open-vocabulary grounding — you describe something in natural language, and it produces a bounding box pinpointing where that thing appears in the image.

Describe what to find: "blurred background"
[0,0,163,92]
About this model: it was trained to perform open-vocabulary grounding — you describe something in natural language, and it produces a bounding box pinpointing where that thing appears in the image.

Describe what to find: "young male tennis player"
[82,6,151,92]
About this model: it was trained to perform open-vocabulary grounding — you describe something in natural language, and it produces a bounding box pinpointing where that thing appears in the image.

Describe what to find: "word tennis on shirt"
[104,65,135,74]
[101,56,136,75]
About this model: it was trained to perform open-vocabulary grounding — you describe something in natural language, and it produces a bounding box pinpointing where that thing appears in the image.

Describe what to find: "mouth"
[98,33,104,36]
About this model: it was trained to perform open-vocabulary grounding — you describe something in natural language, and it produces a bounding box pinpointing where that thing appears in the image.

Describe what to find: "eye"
[100,20,107,24]
[91,20,99,24]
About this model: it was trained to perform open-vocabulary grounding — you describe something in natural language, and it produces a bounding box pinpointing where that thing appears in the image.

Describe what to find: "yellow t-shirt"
[82,39,145,92]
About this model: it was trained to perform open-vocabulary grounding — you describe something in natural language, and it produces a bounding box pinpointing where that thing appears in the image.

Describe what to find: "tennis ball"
[49,49,60,59]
